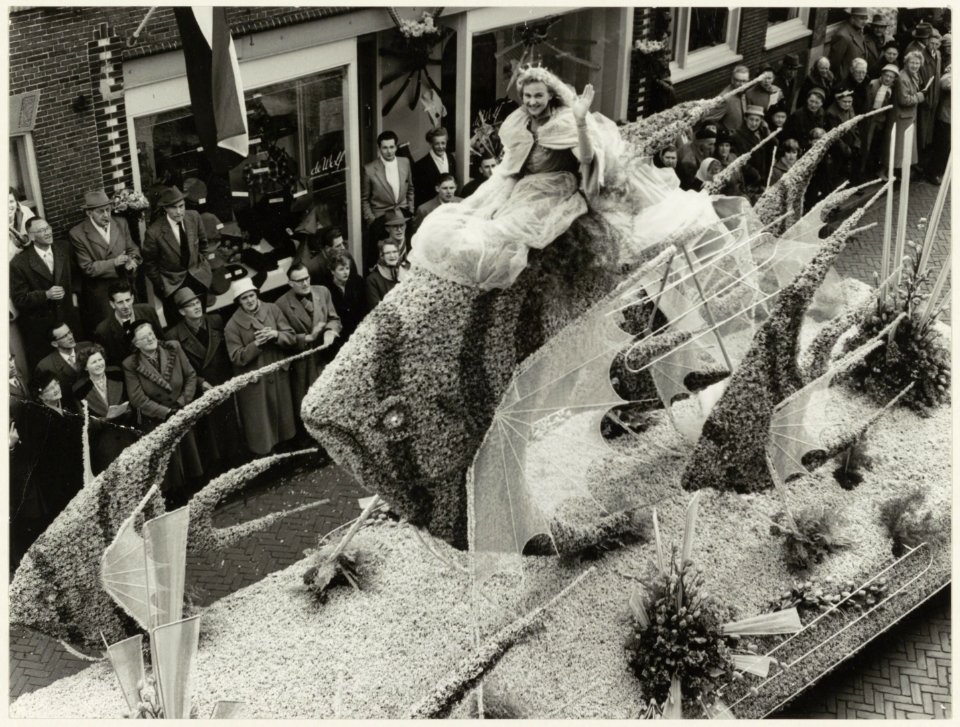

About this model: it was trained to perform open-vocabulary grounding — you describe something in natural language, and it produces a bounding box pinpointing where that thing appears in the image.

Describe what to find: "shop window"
[669,8,742,83]
[133,68,349,232]
[9,134,42,214]
[468,8,625,166]
[765,8,812,50]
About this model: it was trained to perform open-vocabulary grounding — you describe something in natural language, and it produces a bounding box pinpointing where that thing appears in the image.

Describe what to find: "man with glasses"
[33,322,91,413]
[277,263,341,434]
[10,217,82,369]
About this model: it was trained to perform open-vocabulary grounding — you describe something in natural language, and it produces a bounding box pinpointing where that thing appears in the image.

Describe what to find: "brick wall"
[8,6,355,236]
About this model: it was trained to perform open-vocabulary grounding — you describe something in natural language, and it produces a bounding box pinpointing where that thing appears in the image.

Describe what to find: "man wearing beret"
[142,185,213,325]
[69,189,142,333]
[825,88,862,180]
[677,127,717,190]
[828,8,870,83]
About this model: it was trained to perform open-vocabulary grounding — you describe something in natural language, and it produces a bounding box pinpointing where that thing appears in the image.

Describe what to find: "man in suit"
[460,152,498,198]
[413,174,462,233]
[361,131,414,269]
[828,8,870,84]
[142,185,212,325]
[94,280,163,366]
[413,127,457,208]
[10,217,82,370]
[275,262,342,425]
[69,189,142,334]
[33,322,91,413]
[704,65,751,132]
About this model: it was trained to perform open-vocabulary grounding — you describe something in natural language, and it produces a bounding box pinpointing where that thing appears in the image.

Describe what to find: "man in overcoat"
[828,8,870,83]
[69,189,142,332]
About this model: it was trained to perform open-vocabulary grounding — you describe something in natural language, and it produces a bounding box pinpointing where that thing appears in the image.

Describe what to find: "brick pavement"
[774,588,951,719]
[7,177,952,709]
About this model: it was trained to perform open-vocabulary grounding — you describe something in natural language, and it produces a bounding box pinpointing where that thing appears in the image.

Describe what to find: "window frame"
[764,8,812,50]
[9,133,43,216]
[669,7,743,83]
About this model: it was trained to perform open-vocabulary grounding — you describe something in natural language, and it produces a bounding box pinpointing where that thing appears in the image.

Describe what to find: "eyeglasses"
[290,276,311,284]
[32,227,53,236]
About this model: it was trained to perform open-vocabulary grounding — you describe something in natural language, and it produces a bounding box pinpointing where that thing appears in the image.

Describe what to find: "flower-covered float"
[9,74,951,719]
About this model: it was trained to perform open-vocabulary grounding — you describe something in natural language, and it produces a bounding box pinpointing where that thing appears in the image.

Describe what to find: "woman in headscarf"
[692,157,722,192]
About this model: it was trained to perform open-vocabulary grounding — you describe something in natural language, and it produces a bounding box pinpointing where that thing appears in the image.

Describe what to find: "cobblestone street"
[8,177,952,715]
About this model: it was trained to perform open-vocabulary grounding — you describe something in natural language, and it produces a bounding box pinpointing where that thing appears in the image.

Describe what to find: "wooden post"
[917,154,951,276]
[679,242,733,372]
[893,124,914,288]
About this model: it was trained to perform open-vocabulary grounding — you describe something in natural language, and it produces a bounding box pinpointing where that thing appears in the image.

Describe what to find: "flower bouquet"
[380,10,450,116]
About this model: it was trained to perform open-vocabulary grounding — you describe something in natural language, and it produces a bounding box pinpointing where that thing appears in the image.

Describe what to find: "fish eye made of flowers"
[515,64,579,108]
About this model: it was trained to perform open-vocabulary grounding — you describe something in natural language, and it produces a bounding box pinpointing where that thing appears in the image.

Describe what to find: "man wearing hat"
[223,276,298,456]
[865,13,890,76]
[784,87,827,152]
[69,189,142,333]
[829,9,870,83]
[366,208,408,274]
[142,185,213,325]
[860,64,900,180]
[165,285,243,469]
[677,126,717,190]
[731,105,773,190]
[825,88,862,180]
[774,54,803,114]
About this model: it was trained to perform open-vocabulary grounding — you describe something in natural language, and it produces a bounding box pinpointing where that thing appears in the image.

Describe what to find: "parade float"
[9,74,951,719]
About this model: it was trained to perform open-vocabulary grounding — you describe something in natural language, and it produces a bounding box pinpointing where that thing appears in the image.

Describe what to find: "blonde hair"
[515,65,578,108]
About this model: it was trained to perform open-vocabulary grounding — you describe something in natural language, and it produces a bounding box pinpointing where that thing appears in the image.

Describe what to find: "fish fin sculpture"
[10,347,328,647]
[754,105,891,235]
[681,182,891,493]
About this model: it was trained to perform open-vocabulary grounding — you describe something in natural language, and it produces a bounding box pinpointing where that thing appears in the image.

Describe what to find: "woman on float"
[408,65,621,290]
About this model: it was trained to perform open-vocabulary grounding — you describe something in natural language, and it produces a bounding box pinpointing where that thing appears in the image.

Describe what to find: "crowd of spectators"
[655,9,950,210]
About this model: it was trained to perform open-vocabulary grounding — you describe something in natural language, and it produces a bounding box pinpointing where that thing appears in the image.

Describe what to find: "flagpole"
[127,7,158,48]
[893,124,914,288]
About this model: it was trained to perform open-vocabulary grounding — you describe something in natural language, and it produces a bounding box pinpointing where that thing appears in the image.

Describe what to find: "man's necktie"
[67,352,76,369]
[299,295,314,314]
[178,223,190,268]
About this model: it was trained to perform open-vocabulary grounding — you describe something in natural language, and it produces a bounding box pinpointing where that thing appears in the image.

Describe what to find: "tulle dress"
[409,105,620,289]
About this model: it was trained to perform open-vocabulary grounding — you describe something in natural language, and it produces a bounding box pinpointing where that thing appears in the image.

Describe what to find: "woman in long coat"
[224,277,298,455]
[890,51,927,171]
[75,343,137,474]
[122,319,203,502]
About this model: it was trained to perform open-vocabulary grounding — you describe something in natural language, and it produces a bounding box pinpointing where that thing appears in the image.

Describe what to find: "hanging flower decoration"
[633,39,666,55]
[110,188,150,214]
[379,8,452,117]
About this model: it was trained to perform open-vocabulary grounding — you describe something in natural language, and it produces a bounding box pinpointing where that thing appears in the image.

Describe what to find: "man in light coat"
[361,130,414,269]
[69,189,142,332]
[275,262,342,420]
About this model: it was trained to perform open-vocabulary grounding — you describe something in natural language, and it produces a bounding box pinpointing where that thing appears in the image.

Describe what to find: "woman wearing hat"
[862,64,900,180]
[891,50,927,174]
[223,276,298,456]
[122,318,203,503]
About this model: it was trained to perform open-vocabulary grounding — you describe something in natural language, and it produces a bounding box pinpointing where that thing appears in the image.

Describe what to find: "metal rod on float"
[880,122,897,293]
[678,242,733,372]
[917,153,952,276]
[893,124,915,288]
